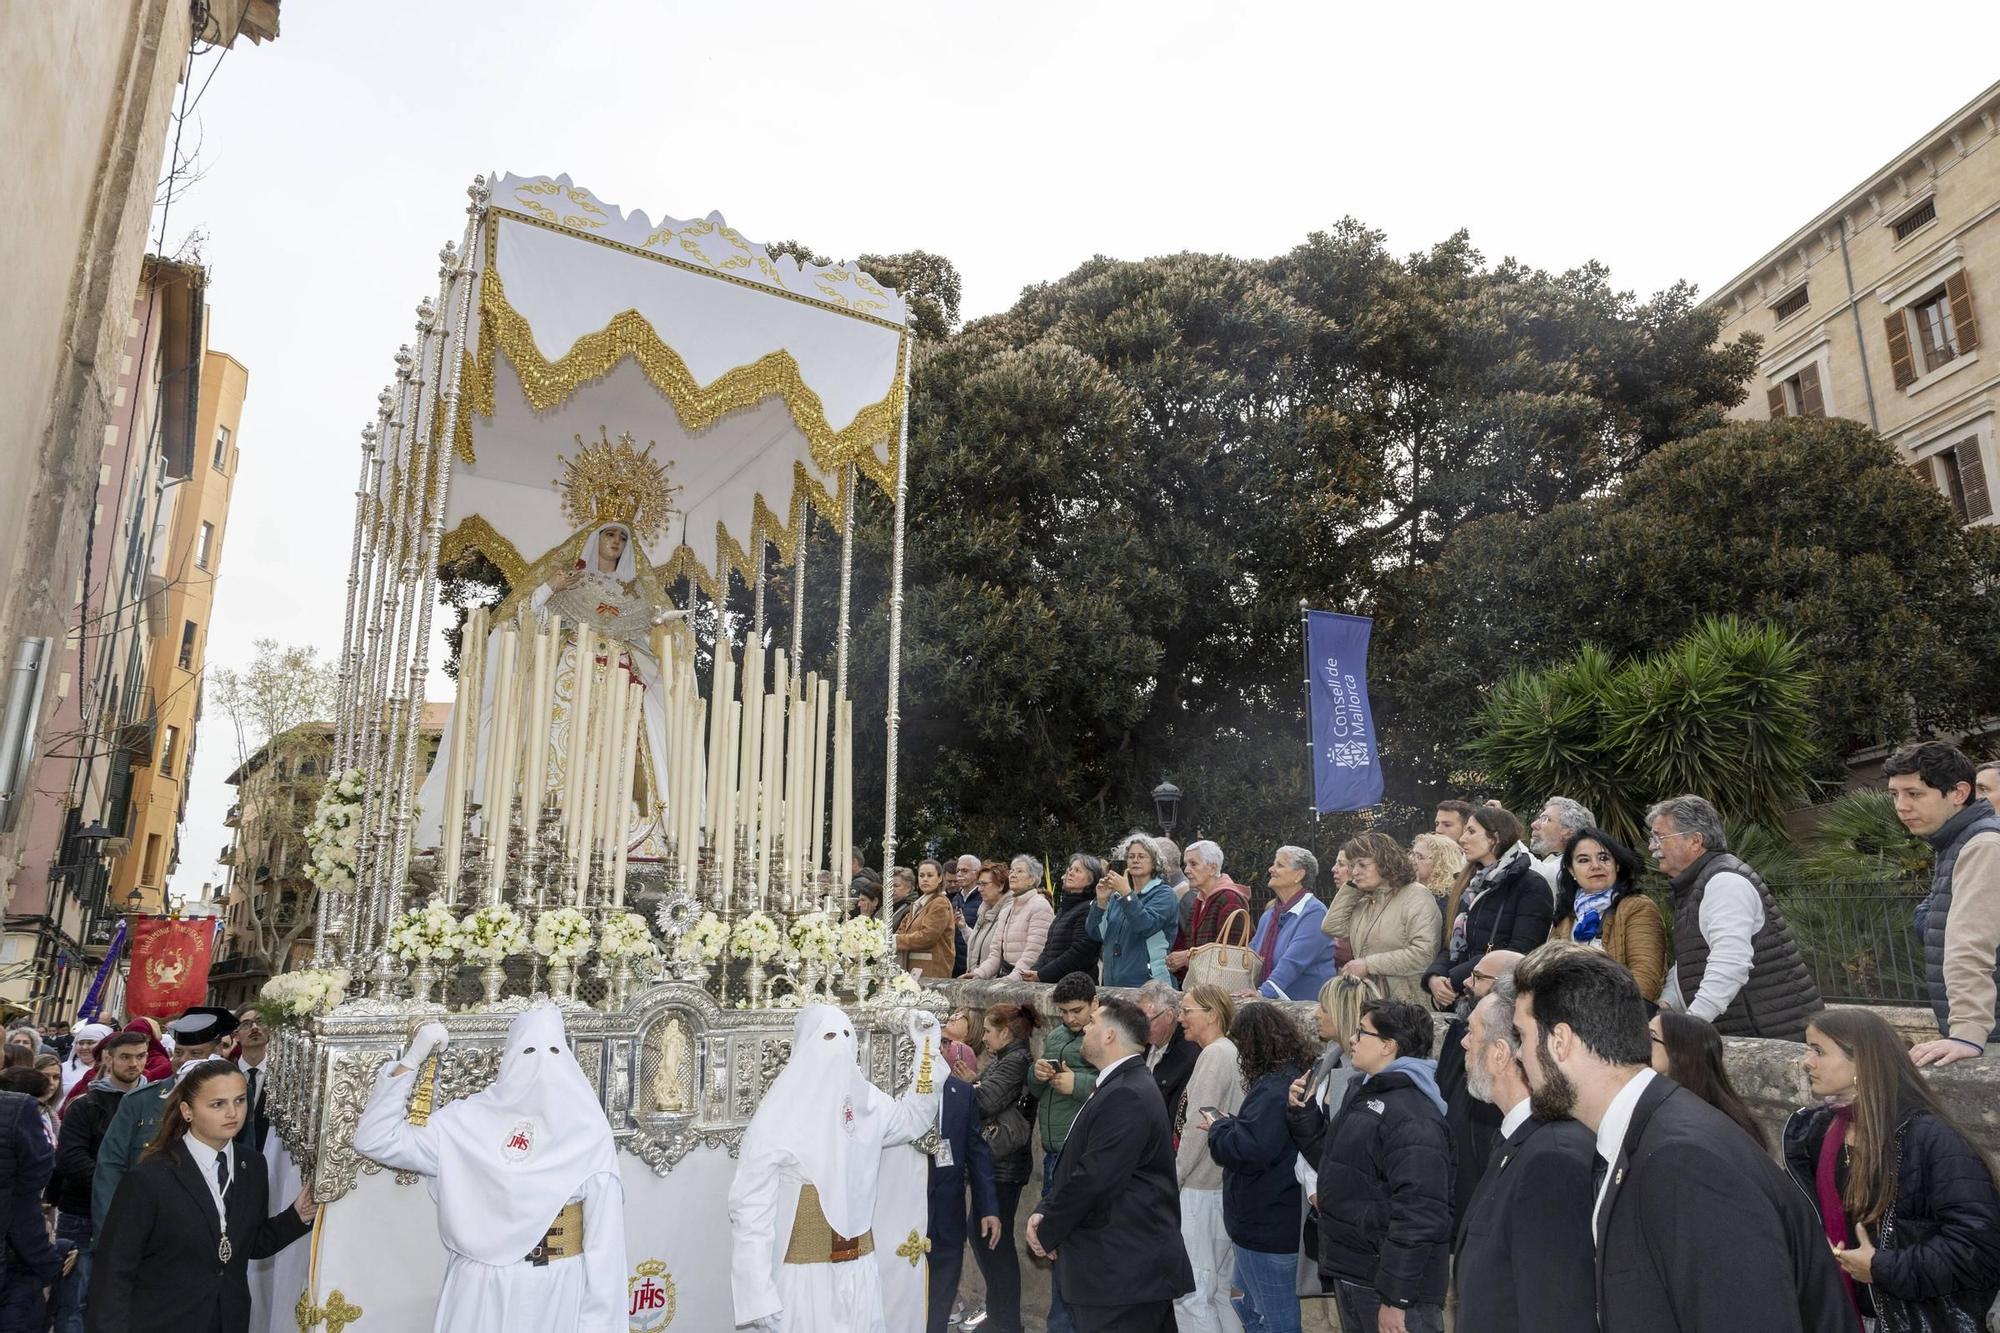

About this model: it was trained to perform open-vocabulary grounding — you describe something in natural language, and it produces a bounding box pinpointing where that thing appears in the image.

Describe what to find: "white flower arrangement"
[787,911,842,968]
[259,967,352,1023]
[387,899,462,963]
[677,911,729,963]
[729,911,782,962]
[302,768,369,895]
[532,906,594,963]
[458,903,528,963]
[599,912,658,961]
[838,914,891,962]
[886,972,920,996]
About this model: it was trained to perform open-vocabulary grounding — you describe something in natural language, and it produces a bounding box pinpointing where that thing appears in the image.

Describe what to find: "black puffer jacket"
[973,1041,1035,1185]
[1425,851,1553,996]
[1783,1102,2000,1326]
[1285,1068,1453,1308]
[49,1082,127,1217]
[1032,889,1101,984]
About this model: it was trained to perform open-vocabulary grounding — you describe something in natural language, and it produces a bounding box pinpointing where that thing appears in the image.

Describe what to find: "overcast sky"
[163,0,2000,899]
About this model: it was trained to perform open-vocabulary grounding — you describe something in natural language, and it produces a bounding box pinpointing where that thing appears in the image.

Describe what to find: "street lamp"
[125,889,144,915]
[1152,780,1183,839]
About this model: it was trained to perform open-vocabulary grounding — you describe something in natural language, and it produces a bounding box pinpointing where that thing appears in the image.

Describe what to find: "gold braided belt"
[784,1184,875,1265]
[525,1201,586,1266]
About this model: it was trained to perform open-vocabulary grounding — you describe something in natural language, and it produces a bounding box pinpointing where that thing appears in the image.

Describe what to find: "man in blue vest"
[1888,742,2000,1067]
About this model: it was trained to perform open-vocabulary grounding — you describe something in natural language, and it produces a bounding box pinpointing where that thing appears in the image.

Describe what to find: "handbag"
[982,1102,1033,1159]
[1186,909,1262,992]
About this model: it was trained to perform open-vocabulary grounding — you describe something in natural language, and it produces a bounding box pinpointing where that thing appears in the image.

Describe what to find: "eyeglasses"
[1353,1025,1384,1042]
[1645,829,1694,849]
[1469,969,1495,984]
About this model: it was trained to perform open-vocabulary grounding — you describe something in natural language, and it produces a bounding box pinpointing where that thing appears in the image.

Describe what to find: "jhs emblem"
[628,1258,676,1330]
[840,1096,855,1136]
[502,1119,535,1162]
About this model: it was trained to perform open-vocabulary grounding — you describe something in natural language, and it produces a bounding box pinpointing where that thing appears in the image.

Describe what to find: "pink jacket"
[969,889,1055,979]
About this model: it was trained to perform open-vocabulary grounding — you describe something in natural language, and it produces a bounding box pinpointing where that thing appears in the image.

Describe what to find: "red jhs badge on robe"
[503,1119,535,1161]
[841,1096,855,1135]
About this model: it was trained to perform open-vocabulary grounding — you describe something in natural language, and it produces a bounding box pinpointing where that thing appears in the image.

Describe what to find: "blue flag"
[77,918,127,1024]
[1305,610,1384,812]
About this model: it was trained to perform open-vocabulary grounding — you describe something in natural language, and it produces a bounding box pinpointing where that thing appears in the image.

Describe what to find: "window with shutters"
[1912,288,1960,371]
[1934,438,1994,525]
[195,520,214,569]
[1884,271,1981,390]
[160,725,179,777]
[142,833,164,886]
[213,425,231,472]
[178,619,197,670]
[1891,197,1937,243]
[1766,360,1827,419]
[1771,286,1809,322]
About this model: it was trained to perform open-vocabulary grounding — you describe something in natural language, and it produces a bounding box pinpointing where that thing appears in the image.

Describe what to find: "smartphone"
[1199,1106,1225,1122]
[1108,857,1128,877]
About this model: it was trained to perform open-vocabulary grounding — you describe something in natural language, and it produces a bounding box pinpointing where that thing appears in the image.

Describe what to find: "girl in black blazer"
[88,1060,316,1333]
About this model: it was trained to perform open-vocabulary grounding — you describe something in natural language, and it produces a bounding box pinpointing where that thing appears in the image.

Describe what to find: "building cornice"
[1703,80,2000,314]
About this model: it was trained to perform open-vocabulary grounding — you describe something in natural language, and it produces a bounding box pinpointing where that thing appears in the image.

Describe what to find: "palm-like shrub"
[1470,617,1820,846]
[1800,789,1933,883]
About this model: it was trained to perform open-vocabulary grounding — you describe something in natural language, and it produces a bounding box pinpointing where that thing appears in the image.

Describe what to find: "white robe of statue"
[729,1005,942,1333]
[352,1005,627,1333]
[416,521,681,856]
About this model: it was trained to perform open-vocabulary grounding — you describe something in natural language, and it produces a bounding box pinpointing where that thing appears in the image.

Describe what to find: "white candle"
[808,675,829,879]
[522,614,556,820]
[484,627,518,902]
[759,691,783,909]
[612,678,643,908]
[718,698,742,905]
[566,627,596,861]
[836,695,853,884]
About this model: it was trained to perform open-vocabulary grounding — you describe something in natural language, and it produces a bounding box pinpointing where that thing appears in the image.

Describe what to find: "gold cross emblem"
[896,1228,931,1267]
[295,1288,364,1333]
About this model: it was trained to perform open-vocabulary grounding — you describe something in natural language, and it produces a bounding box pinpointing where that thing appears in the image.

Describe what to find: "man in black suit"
[1027,995,1193,1333]
[1435,948,1519,1235]
[1513,943,1850,1333]
[1452,984,1595,1332]
[1135,981,1197,1118]
[925,1073,999,1333]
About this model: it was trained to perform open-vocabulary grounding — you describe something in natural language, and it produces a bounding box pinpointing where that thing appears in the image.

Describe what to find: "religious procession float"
[256,172,939,1332]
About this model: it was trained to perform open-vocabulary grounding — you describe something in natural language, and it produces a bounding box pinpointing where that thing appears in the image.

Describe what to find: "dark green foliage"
[1799,790,1934,883]
[1469,618,1818,845]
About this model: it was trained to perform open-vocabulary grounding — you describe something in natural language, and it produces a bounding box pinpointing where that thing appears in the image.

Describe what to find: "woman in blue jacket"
[1207,1004,1318,1333]
[1087,833,1179,986]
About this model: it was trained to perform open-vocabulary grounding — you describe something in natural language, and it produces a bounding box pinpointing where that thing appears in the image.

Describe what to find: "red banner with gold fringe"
[124,916,215,1021]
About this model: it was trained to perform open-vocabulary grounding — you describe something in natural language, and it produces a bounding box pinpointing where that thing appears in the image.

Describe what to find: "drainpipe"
[1838,215,1882,433]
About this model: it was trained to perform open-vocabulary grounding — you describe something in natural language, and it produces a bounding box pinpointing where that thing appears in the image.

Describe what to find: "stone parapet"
[931,979,2000,1161]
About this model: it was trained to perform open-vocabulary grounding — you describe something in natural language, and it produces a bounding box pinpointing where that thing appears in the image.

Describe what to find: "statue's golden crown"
[554,428,679,545]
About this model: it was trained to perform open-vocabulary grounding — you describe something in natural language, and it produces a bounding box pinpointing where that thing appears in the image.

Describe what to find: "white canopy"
[440,173,909,602]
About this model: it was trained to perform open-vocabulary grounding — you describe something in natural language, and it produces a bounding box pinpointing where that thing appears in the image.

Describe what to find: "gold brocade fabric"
[454,215,907,498]
[783,1184,874,1265]
[529,1200,587,1262]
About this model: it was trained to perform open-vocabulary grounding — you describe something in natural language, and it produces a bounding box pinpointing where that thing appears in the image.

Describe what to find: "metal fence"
[1767,880,1929,1007]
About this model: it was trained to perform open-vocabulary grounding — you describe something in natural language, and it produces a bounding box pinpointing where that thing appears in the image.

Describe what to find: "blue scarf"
[1570,887,1616,944]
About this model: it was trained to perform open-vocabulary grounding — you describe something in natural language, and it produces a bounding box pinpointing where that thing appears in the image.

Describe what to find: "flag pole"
[1300,600,1320,869]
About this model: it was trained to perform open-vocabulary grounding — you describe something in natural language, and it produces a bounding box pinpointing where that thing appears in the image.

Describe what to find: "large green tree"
[1376,417,2000,803]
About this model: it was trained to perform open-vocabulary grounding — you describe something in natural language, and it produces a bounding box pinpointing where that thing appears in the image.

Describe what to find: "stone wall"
[934,978,2000,1161]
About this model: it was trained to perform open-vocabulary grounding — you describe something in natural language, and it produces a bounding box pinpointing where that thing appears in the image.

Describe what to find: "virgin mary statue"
[417,432,687,860]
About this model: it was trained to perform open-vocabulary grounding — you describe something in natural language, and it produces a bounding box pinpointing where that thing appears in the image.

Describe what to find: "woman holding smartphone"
[1207,1004,1317,1333]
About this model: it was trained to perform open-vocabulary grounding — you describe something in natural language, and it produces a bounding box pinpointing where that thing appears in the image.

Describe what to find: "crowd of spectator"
[900,737,2000,1332]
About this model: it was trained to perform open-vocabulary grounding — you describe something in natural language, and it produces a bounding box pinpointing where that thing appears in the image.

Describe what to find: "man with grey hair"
[1134,979,1197,1117]
[1529,797,1594,900]
[1165,840,1248,980]
[1648,795,1821,1041]
[949,852,983,977]
[1453,982,1596,1330]
[1247,846,1336,1001]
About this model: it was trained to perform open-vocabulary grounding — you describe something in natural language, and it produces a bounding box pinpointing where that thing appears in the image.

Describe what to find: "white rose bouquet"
[302,767,369,895]
[786,911,841,968]
[598,912,658,961]
[729,911,781,962]
[259,967,352,1024]
[677,911,729,963]
[387,899,462,963]
[886,972,920,996]
[532,906,594,963]
[458,903,528,963]
[838,914,890,962]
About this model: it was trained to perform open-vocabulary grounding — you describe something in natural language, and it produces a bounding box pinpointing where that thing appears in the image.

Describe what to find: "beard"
[1527,1029,1578,1120]
[1465,1049,1495,1105]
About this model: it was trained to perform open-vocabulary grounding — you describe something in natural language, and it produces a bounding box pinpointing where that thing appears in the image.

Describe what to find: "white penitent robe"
[351,1007,627,1333]
[730,1006,942,1333]
[247,1136,312,1333]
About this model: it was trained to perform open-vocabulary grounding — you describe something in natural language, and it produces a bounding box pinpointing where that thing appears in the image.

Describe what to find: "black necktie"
[1591,1152,1609,1195]
[245,1066,258,1111]
[216,1150,230,1199]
